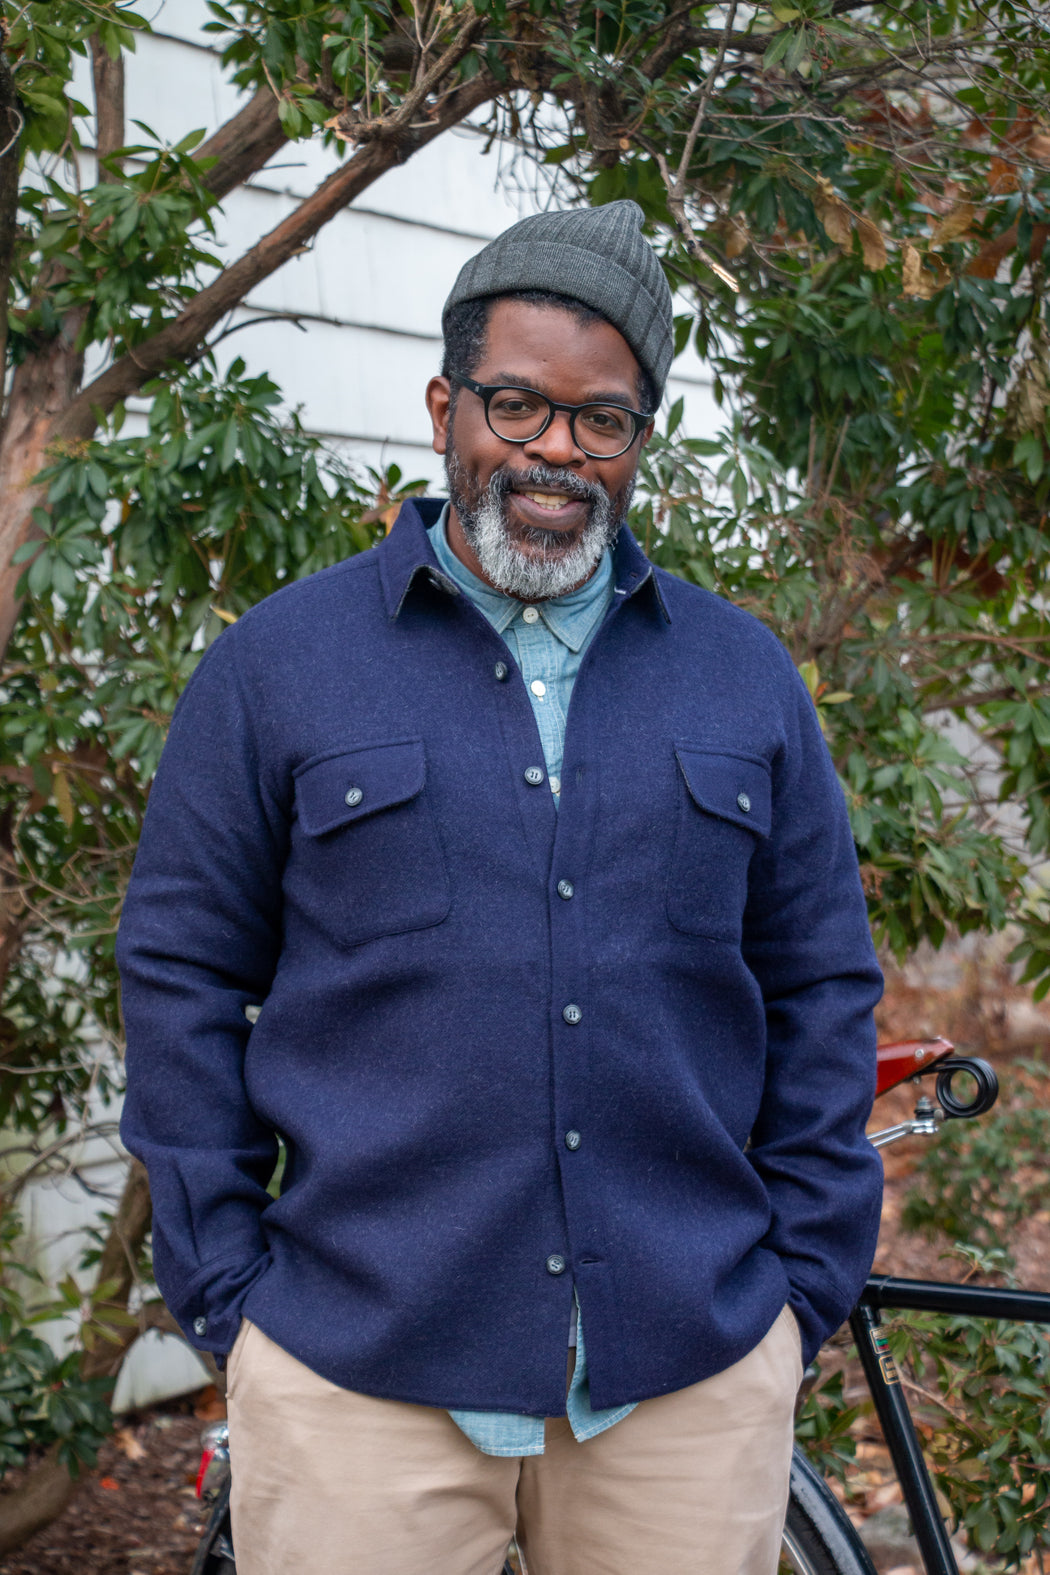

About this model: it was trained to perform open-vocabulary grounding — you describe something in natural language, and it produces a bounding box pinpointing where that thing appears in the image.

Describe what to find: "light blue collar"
[429,504,613,654]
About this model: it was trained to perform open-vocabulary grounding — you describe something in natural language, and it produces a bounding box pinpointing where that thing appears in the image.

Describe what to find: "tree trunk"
[0,1447,82,1557]
[0,1161,155,1554]
[0,304,87,668]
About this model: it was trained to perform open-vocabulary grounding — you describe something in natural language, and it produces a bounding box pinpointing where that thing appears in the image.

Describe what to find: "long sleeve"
[117,631,288,1353]
[742,656,883,1363]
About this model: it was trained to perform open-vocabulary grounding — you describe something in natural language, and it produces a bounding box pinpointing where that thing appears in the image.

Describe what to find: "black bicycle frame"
[851,1276,1050,1575]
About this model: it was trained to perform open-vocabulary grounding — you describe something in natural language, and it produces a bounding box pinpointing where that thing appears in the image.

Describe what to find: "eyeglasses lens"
[486,389,633,457]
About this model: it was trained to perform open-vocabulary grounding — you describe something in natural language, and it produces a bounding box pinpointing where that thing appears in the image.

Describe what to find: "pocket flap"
[674,747,772,838]
[295,739,426,836]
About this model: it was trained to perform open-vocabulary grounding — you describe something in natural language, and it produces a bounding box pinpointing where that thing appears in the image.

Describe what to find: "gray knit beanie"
[442,200,674,403]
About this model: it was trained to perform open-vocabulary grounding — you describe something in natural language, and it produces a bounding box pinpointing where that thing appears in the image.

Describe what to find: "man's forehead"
[476,298,644,396]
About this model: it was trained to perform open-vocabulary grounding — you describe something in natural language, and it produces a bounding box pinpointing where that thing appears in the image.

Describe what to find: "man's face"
[426,299,654,600]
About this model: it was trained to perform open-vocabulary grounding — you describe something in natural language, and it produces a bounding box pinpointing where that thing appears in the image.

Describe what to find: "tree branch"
[195,87,289,202]
[90,34,125,183]
[0,47,21,377]
[54,73,498,443]
[82,1158,153,1381]
[653,1,741,291]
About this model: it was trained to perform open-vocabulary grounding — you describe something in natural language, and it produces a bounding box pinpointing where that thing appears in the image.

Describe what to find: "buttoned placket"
[420,510,667,1436]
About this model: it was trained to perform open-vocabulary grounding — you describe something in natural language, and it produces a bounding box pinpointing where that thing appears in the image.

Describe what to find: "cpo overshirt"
[117,498,883,1416]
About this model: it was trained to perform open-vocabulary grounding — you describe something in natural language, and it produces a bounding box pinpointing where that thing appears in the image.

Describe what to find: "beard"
[445,447,632,601]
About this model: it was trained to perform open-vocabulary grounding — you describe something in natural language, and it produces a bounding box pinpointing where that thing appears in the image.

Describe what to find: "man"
[118,200,883,1575]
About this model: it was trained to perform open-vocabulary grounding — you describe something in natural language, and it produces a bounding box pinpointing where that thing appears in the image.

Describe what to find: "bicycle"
[190,1035,1049,1575]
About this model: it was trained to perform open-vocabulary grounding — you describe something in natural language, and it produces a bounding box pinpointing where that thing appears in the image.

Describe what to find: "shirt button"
[522,606,540,624]
[193,1316,208,1337]
[530,679,546,697]
[562,1003,582,1025]
[524,766,545,786]
[494,661,509,681]
[344,787,363,807]
[557,879,574,900]
[737,792,751,813]
[565,1130,581,1151]
[546,1254,567,1276]
[548,775,561,795]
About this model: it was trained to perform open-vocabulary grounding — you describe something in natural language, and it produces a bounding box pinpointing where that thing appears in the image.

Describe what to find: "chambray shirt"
[429,510,612,804]
[429,511,635,1454]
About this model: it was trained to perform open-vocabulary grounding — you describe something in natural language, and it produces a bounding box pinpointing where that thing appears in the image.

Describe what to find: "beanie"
[442,200,673,402]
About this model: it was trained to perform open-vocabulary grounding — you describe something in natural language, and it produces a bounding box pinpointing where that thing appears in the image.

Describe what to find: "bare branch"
[650,1,742,297]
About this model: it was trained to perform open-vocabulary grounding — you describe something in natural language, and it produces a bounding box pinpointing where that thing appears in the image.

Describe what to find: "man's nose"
[522,410,586,468]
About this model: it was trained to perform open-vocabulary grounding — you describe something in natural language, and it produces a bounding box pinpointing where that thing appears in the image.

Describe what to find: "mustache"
[488,463,607,507]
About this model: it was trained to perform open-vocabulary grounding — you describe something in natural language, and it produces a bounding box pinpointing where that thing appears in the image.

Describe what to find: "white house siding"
[20,0,719,1407]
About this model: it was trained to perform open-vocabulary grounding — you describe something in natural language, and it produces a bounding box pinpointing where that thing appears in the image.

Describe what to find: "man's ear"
[640,419,656,449]
[426,376,452,456]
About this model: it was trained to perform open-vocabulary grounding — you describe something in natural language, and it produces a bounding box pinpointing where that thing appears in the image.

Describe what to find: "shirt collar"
[378,497,670,626]
[428,504,613,653]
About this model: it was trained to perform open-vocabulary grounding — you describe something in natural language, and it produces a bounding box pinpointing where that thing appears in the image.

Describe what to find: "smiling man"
[118,202,884,1575]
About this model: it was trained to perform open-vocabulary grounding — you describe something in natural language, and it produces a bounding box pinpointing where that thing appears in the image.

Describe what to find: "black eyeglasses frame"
[450,373,653,460]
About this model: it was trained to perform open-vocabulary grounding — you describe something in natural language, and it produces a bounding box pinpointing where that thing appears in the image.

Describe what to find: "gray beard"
[445,455,629,601]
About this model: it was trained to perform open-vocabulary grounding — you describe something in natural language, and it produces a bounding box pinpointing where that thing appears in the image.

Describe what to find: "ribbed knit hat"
[442,200,674,402]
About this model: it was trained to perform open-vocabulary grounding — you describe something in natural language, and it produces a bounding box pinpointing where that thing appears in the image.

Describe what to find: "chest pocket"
[666,746,772,942]
[288,739,451,949]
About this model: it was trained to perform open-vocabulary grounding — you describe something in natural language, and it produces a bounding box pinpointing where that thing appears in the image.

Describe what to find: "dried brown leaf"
[901,245,935,298]
[115,1427,147,1462]
[815,192,852,247]
[929,202,974,249]
[724,218,749,260]
[857,216,888,271]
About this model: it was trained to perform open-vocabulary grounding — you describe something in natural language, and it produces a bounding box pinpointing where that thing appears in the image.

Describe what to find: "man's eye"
[491,394,543,419]
[581,407,629,434]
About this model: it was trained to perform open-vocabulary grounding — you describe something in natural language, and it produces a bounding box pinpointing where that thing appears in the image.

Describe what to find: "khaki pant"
[227,1305,803,1575]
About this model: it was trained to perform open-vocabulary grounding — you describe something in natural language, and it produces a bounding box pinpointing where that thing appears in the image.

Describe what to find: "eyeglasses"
[450,374,652,460]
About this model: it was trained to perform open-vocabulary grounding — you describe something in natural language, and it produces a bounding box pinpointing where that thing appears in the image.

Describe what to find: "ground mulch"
[0,1400,214,1575]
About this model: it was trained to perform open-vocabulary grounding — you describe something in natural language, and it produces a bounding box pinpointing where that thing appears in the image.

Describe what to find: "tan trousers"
[227,1305,803,1575]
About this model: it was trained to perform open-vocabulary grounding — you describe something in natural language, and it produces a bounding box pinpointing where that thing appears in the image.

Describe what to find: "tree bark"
[83,1159,153,1382]
[196,87,288,202]
[90,36,125,181]
[0,48,21,379]
[0,303,87,669]
[0,1447,82,1557]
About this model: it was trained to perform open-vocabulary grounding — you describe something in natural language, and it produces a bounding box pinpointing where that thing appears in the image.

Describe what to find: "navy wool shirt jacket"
[117,499,884,1416]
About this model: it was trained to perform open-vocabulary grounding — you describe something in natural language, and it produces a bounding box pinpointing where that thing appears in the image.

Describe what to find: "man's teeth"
[521,491,572,510]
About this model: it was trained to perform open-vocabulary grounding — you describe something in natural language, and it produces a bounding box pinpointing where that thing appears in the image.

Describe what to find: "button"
[522,606,540,624]
[557,880,574,900]
[562,1003,582,1025]
[546,1254,567,1276]
[494,661,509,681]
[565,1130,581,1150]
[530,679,546,697]
[344,787,363,808]
[193,1316,208,1337]
[549,775,561,794]
[737,792,751,813]
[524,766,545,786]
